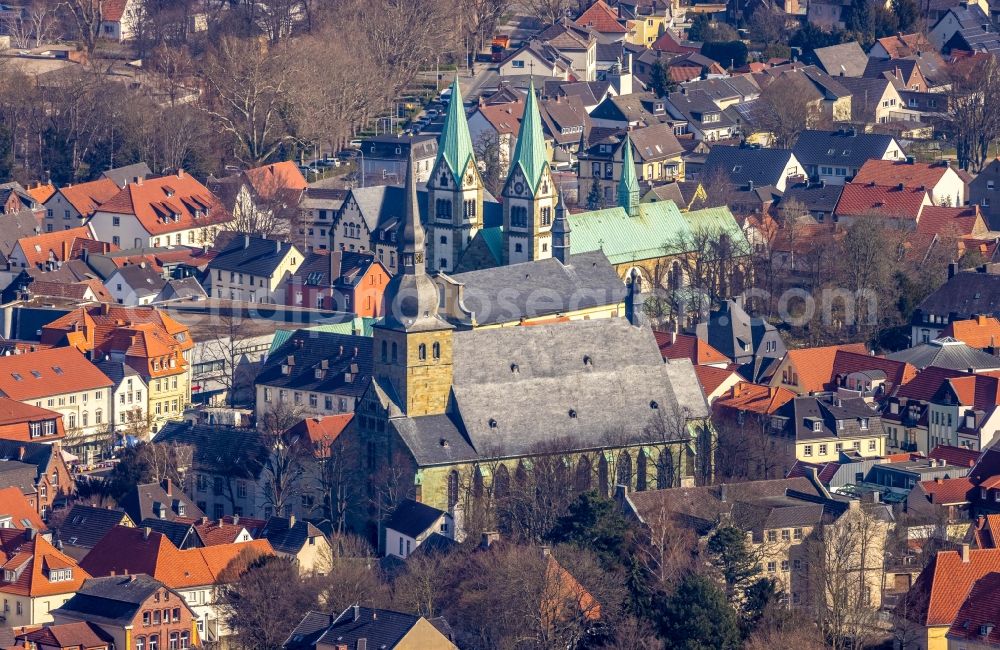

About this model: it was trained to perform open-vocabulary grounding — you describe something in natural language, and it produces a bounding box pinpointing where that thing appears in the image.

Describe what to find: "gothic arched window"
[418,344,427,360]
[432,342,441,359]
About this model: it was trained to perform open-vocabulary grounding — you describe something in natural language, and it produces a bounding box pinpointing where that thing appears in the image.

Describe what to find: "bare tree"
[756,74,824,149]
[522,0,574,27]
[944,55,1000,172]
[62,0,104,56]
[257,399,310,517]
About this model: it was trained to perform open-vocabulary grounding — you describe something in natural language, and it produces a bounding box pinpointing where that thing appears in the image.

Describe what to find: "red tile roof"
[874,32,934,58]
[897,367,970,401]
[0,347,112,401]
[830,350,918,392]
[54,178,120,218]
[835,183,930,221]
[945,374,1000,411]
[0,487,44,530]
[694,365,739,397]
[477,100,526,135]
[0,397,66,442]
[96,171,229,235]
[854,159,954,191]
[906,547,1000,627]
[713,381,796,415]
[81,525,274,588]
[916,205,985,239]
[192,521,250,546]
[973,514,1000,548]
[0,533,90,597]
[947,571,1000,643]
[930,444,981,468]
[574,0,627,33]
[651,30,699,53]
[286,413,354,458]
[782,343,868,393]
[101,0,129,22]
[41,305,193,358]
[28,279,113,303]
[786,459,840,483]
[653,332,729,365]
[944,316,1000,349]
[25,183,55,205]
[919,476,974,505]
[16,226,95,268]
[243,161,308,201]
[18,621,111,648]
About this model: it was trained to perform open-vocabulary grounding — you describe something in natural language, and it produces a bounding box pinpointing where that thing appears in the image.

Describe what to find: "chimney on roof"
[243,235,250,249]
[353,604,360,621]
[962,542,971,562]
[200,516,208,525]
[978,314,988,326]
[288,514,296,528]
[233,514,239,525]
[330,250,343,281]
[135,177,142,186]
[143,526,151,540]
[769,386,777,398]
[18,446,25,461]
[948,261,958,279]
[163,480,172,496]
[733,383,742,398]
[357,640,367,650]
[540,545,551,557]
[25,527,34,540]
[275,240,281,254]
[177,169,185,178]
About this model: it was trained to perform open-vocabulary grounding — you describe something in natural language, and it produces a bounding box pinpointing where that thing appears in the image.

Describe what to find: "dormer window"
[860,418,869,430]
[812,420,821,432]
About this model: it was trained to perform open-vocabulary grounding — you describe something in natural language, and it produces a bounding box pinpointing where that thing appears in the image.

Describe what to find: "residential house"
[382,499,454,559]
[0,348,113,465]
[42,179,120,233]
[55,505,134,561]
[119,480,205,525]
[258,515,331,573]
[870,32,936,59]
[588,92,673,130]
[357,136,437,185]
[0,398,66,444]
[680,76,761,109]
[13,621,113,649]
[701,145,803,192]
[8,226,101,272]
[810,41,869,77]
[254,329,372,420]
[945,571,1000,649]
[102,162,151,189]
[284,606,458,650]
[970,158,1000,229]
[774,394,885,463]
[661,52,727,83]
[439,250,626,327]
[52,574,198,650]
[93,360,148,439]
[943,315,1000,349]
[79,526,273,643]
[806,0,851,29]
[792,128,904,184]
[695,298,786,382]
[297,187,347,252]
[205,235,303,304]
[779,181,845,224]
[854,159,967,207]
[835,76,907,124]
[754,65,853,124]
[105,262,167,306]
[574,0,628,42]
[666,89,740,141]
[0,487,45,531]
[641,180,707,210]
[897,545,1000,650]
[40,305,194,435]
[863,58,929,92]
[0,531,91,628]
[650,29,700,55]
[833,182,932,227]
[535,20,599,81]
[98,0,143,41]
[498,41,575,80]
[887,336,1000,372]
[930,3,1000,54]
[87,171,231,250]
[620,0,674,46]
[210,161,308,234]
[152,422,273,520]
[0,440,74,517]
[912,265,1000,342]
[769,343,869,395]
[284,250,390,316]
[578,126,684,205]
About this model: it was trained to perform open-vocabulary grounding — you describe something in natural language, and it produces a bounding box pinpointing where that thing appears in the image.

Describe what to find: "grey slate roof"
[776,394,882,443]
[0,439,54,482]
[119,481,204,524]
[259,516,324,555]
[937,3,1000,54]
[292,251,379,290]
[256,330,372,398]
[316,607,427,649]
[208,235,300,276]
[915,269,1000,321]
[812,41,869,77]
[0,460,39,495]
[154,277,208,302]
[93,360,143,389]
[102,163,151,188]
[359,135,437,161]
[112,263,166,297]
[702,145,797,188]
[389,319,710,465]
[284,611,336,650]
[383,498,447,538]
[780,182,844,214]
[153,422,271,480]
[57,505,128,549]
[0,209,41,258]
[347,185,503,235]
[792,129,900,170]
[441,250,625,326]
[54,575,170,627]
[139,517,196,548]
[695,299,785,363]
[887,337,1000,371]
[666,90,739,130]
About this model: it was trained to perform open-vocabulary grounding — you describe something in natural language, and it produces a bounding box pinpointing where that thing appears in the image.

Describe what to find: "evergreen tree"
[659,574,741,650]
[706,524,761,599]
[741,576,783,638]
[688,14,711,41]
[587,177,603,210]
[547,492,632,567]
[650,59,675,98]
[892,0,920,32]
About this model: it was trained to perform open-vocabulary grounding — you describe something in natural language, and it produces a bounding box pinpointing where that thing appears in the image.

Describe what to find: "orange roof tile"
[944,316,1000,349]
[909,547,1000,627]
[54,178,120,218]
[477,100,526,135]
[654,332,729,365]
[916,205,985,238]
[192,521,249,546]
[854,159,954,191]
[543,554,601,624]
[243,161,308,201]
[830,350,918,391]
[874,32,933,58]
[835,183,929,220]
[0,534,90,597]
[713,381,796,415]
[25,183,55,205]
[41,305,192,357]
[0,347,112,401]
[574,0,627,33]
[286,413,354,458]
[783,343,868,393]
[0,487,44,530]
[947,572,1000,643]
[973,514,1000,548]
[920,476,974,505]
[694,364,738,397]
[16,226,95,268]
[96,171,229,236]
[930,444,981,468]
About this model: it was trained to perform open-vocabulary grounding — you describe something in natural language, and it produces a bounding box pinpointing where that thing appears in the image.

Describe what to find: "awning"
[61,450,79,463]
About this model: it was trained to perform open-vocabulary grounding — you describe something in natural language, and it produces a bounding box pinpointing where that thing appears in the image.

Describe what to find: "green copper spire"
[510,79,548,192]
[436,77,476,184]
[618,133,639,217]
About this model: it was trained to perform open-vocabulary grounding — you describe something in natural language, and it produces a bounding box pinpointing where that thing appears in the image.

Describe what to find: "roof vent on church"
[510,363,519,373]
[439,438,449,448]
[583,355,592,366]
[568,409,577,418]
[650,400,659,409]
[488,418,498,429]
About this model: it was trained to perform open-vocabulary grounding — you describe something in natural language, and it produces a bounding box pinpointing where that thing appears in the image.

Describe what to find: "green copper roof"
[269,319,376,356]
[510,79,549,192]
[617,134,639,214]
[567,201,748,265]
[436,78,476,183]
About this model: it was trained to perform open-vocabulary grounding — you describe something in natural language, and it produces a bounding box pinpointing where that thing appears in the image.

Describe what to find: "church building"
[348,149,714,536]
